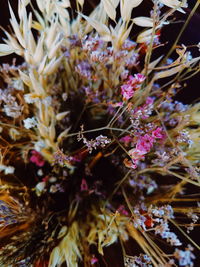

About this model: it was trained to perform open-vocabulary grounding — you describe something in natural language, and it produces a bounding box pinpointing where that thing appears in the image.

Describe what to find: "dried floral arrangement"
[0,0,200,266]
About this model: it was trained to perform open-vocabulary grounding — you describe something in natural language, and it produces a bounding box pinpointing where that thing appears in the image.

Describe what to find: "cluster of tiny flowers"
[23,117,37,129]
[75,61,92,80]
[186,210,199,233]
[124,127,164,169]
[78,127,111,153]
[121,74,145,101]
[177,130,193,147]
[124,254,152,267]
[129,175,158,194]
[148,204,174,219]
[174,245,195,267]
[129,97,154,123]
[53,149,79,167]
[154,220,182,246]
[0,89,22,118]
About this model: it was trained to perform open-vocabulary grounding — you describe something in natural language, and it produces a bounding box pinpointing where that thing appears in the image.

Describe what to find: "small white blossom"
[23,117,37,129]
[24,94,39,104]
[0,164,15,174]
[4,166,15,175]
[43,96,52,106]
[37,169,43,176]
[35,182,46,196]
[34,140,46,152]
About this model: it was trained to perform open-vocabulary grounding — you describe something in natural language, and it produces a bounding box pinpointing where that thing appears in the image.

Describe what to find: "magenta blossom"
[120,135,132,146]
[91,256,98,265]
[136,134,154,153]
[80,178,88,191]
[133,73,146,84]
[121,83,135,100]
[121,74,145,100]
[152,127,164,139]
[30,150,45,167]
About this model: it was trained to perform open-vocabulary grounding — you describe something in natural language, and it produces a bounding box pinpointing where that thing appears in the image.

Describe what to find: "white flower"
[0,164,15,174]
[23,117,37,129]
[34,140,46,152]
[12,79,24,91]
[35,182,46,196]
[42,96,52,106]
[24,94,39,104]
[4,166,15,175]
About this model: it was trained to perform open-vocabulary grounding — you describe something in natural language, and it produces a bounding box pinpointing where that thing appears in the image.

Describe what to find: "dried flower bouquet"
[0,0,200,266]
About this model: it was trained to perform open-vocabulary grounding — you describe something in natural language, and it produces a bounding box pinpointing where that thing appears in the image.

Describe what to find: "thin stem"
[66,126,132,138]
[161,1,200,64]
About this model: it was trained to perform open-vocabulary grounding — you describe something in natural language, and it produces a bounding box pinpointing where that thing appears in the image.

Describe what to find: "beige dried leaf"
[112,0,120,7]
[48,35,63,59]
[49,247,62,267]
[56,111,70,121]
[43,56,63,75]
[77,0,84,7]
[120,0,143,21]
[4,31,23,55]
[57,0,71,8]
[27,31,36,55]
[29,69,45,94]
[0,44,14,56]
[159,0,187,13]
[102,0,117,21]
[55,4,70,19]
[49,122,56,142]
[9,128,21,141]
[45,20,58,49]
[58,226,68,239]
[142,55,163,75]
[32,21,43,31]
[19,70,31,86]
[38,55,47,74]
[133,16,153,27]
[136,27,160,43]
[119,22,134,46]
[8,3,25,48]
[38,123,48,138]
[81,14,111,41]
[57,127,71,144]
[154,65,185,80]
[34,33,44,64]
[36,0,45,12]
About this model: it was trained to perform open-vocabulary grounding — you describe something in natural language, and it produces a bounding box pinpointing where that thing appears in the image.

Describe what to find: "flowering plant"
[0,0,200,266]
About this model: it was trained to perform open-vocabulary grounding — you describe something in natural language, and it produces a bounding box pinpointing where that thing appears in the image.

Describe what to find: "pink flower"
[120,135,132,146]
[91,256,98,265]
[152,127,164,139]
[81,178,88,191]
[121,83,134,100]
[121,74,145,101]
[136,134,154,153]
[145,97,154,105]
[127,148,146,169]
[30,150,45,167]
[124,158,138,169]
[129,148,146,159]
[134,73,146,83]
[118,205,129,216]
